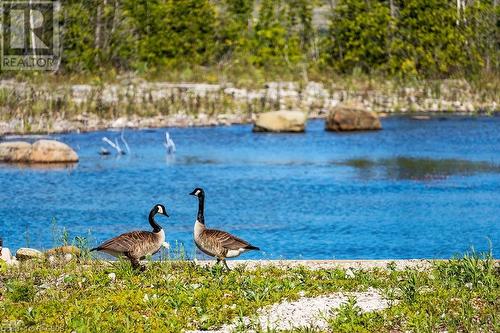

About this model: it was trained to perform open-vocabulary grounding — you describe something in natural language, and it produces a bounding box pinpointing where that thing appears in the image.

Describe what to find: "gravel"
[187,288,389,332]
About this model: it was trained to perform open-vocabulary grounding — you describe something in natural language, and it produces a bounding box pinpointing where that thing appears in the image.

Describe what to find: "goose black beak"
[164,212,169,217]
[189,191,196,196]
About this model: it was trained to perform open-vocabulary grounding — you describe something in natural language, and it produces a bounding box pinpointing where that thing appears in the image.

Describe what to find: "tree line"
[56,0,500,79]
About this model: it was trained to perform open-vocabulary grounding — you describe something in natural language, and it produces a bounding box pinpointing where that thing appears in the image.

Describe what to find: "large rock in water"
[29,140,79,163]
[326,102,382,131]
[0,141,31,162]
[253,111,307,133]
[0,140,78,163]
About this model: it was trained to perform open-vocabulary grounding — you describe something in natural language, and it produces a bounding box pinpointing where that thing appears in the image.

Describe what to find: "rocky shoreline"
[1,110,498,137]
[0,112,254,136]
[0,79,498,136]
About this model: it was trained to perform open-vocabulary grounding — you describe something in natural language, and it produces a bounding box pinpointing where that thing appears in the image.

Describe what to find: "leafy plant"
[326,296,384,332]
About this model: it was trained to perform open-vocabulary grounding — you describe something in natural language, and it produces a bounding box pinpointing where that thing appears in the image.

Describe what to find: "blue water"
[1,117,499,259]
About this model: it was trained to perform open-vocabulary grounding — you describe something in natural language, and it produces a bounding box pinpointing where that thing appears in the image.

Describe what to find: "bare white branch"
[164,131,176,154]
[120,129,131,154]
[102,137,124,154]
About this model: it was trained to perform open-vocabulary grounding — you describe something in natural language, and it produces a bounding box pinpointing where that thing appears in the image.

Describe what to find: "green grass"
[0,252,498,332]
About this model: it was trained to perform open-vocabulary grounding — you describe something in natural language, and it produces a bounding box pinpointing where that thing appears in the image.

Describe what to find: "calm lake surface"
[1,116,499,259]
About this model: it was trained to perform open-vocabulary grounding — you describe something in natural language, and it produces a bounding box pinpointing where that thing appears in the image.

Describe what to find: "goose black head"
[154,204,169,217]
[189,187,205,198]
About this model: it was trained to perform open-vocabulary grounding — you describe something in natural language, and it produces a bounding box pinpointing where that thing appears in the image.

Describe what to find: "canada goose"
[91,204,169,271]
[189,188,259,270]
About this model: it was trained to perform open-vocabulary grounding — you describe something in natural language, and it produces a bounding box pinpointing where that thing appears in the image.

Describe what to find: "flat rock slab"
[188,289,389,332]
[194,259,437,271]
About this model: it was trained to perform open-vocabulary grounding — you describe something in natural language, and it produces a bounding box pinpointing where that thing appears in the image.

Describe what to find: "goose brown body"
[94,230,165,258]
[194,224,259,259]
[190,188,259,269]
[91,204,168,270]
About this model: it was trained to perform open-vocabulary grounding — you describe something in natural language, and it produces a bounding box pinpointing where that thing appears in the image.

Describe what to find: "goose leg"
[130,258,141,270]
[222,259,231,271]
[126,253,143,271]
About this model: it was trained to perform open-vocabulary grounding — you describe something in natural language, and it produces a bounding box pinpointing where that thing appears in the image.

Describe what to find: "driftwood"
[101,129,131,155]
[102,137,124,154]
[164,131,176,154]
[121,129,131,154]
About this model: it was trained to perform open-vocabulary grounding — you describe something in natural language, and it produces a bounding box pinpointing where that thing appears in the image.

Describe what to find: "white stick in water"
[102,137,124,155]
[121,129,131,154]
[164,132,176,154]
[114,138,125,155]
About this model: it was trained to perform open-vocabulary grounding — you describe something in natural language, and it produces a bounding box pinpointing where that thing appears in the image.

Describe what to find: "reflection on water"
[165,154,176,165]
[337,157,500,180]
[0,162,78,171]
[179,156,219,165]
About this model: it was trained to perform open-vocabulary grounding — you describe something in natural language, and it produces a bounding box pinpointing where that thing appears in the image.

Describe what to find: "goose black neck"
[197,195,205,224]
[149,210,162,233]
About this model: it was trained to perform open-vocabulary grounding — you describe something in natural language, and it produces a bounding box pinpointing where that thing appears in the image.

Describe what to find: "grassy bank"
[0,252,498,332]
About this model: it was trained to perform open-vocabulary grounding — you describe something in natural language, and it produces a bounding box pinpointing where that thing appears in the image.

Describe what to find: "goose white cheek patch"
[157,206,163,214]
